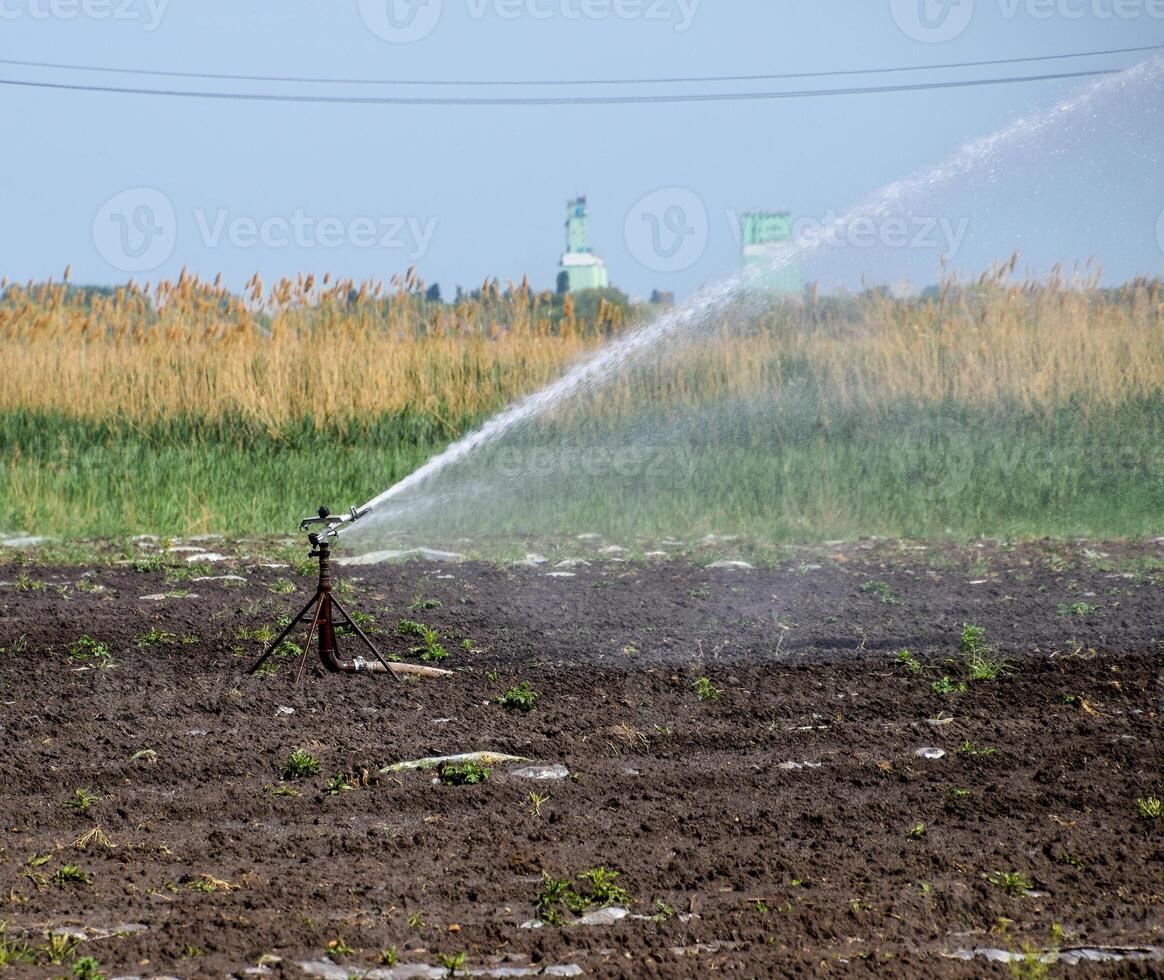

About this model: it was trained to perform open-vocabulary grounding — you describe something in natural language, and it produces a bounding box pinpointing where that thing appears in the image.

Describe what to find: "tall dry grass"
[2,262,1162,436]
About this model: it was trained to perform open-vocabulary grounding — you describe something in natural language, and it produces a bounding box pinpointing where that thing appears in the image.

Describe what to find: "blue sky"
[2,1,1162,298]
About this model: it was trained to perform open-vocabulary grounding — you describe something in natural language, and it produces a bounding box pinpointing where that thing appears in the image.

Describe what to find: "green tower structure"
[558,196,609,292]
[739,211,802,295]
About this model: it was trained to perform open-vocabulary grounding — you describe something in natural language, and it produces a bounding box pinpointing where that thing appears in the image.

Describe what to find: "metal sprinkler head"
[246,503,396,685]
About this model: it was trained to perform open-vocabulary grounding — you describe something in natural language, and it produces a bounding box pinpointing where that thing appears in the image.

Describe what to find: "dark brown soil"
[0,537,1162,978]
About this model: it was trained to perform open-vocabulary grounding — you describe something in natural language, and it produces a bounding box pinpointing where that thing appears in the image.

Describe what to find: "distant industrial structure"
[558,196,609,293]
[738,211,802,295]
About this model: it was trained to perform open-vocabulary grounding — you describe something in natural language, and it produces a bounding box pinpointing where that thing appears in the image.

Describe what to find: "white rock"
[708,560,753,570]
[336,548,465,566]
[915,747,946,760]
[138,593,200,602]
[544,572,576,579]
[509,764,570,780]
[1,535,49,548]
[186,552,229,563]
[577,906,630,926]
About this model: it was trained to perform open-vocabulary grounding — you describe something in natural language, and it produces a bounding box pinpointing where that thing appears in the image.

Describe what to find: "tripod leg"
[248,593,321,675]
[293,599,324,688]
[331,596,400,680]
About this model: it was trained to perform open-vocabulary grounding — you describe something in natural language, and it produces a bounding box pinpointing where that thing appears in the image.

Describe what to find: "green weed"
[67,635,108,662]
[983,870,1032,896]
[497,682,538,711]
[325,773,357,795]
[964,650,1009,681]
[894,649,922,673]
[136,628,177,648]
[533,866,634,925]
[436,951,466,976]
[72,957,105,979]
[1136,795,1162,820]
[859,580,901,604]
[693,676,721,701]
[281,749,321,780]
[960,624,989,654]
[64,788,97,813]
[932,676,968,695]
[52,865,93,886]
[439,762,490,786]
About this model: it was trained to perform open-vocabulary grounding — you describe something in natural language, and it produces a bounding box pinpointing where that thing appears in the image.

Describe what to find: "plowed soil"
[0,537,1161,978]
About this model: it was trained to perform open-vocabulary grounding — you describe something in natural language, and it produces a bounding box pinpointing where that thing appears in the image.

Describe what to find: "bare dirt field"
[0,537,1161,978]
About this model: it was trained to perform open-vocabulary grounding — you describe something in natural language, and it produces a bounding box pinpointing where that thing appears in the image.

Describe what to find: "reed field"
[2,263,1163,541]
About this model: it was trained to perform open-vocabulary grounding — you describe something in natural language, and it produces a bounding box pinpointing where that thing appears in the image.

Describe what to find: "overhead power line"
[0,43,1158,88]
[0,67,1131,106]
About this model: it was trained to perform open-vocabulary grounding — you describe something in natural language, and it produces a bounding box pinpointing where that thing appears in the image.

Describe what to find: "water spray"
[247,505,449,686]
[338,57,1163,547]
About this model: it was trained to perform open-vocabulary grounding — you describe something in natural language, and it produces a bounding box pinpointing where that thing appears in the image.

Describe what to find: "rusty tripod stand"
[247,523,398,686]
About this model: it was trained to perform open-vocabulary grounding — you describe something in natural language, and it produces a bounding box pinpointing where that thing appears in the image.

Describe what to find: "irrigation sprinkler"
[247,505,440,686]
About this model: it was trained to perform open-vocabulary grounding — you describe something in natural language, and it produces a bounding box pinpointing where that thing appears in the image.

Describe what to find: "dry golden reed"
[1,261,1161,434]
